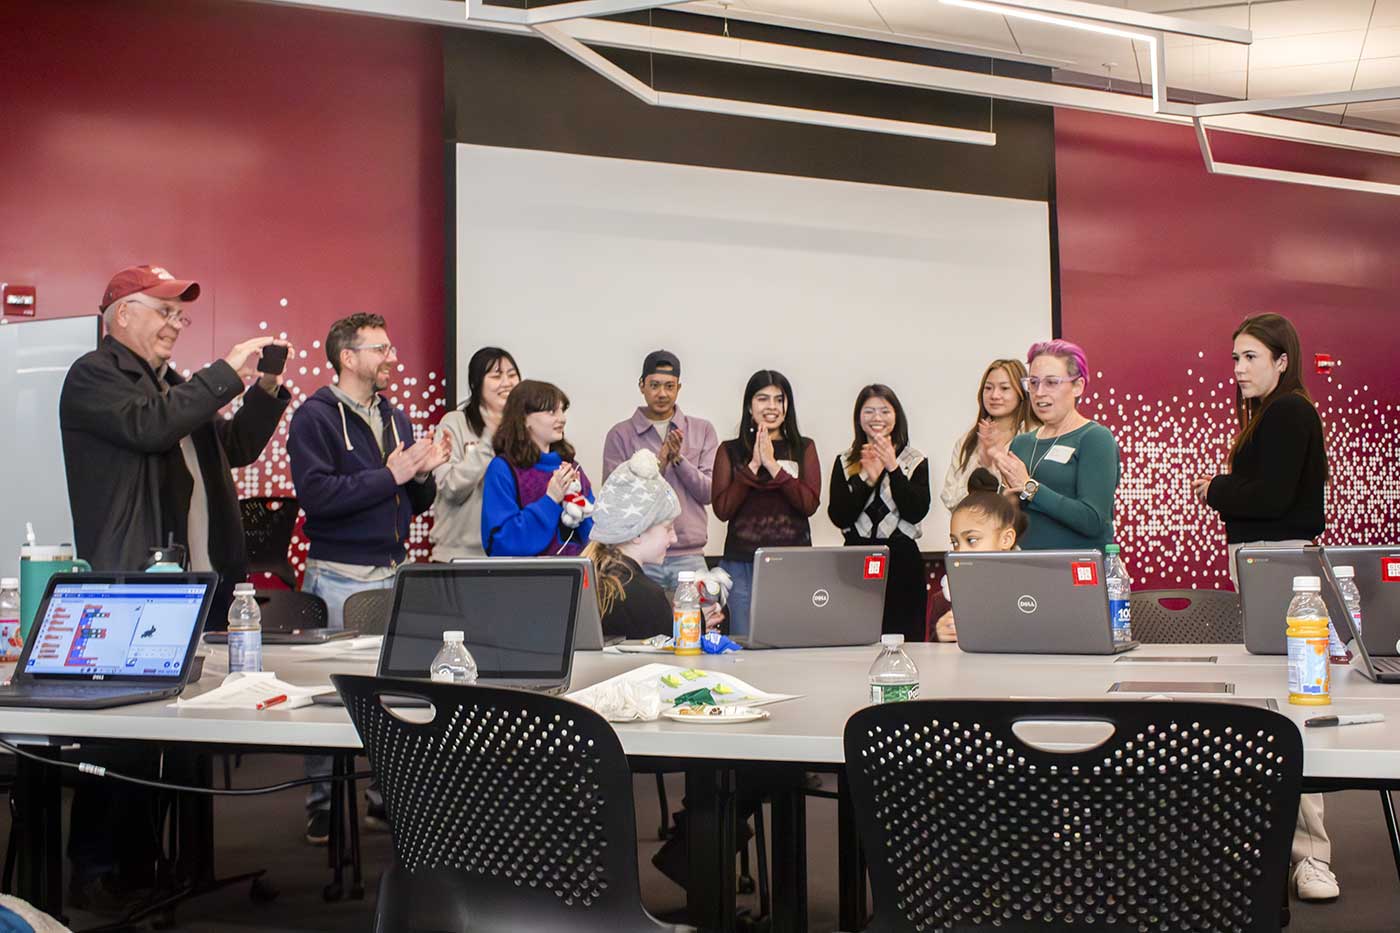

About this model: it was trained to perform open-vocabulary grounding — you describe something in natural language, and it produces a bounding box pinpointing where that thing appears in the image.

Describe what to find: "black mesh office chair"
[254,589,328,632]
[240,497,300,588]
[333,674,690,933]
[1131,588,1243,644]
[843,699,1302,932]
[342,588,394,635]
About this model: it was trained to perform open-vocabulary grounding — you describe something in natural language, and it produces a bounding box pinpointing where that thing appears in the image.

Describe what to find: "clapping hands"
[386,429,453,484]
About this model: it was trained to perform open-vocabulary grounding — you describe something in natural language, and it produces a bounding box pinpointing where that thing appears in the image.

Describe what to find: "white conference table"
[4,643,1400,780]
[4,642,1399,932]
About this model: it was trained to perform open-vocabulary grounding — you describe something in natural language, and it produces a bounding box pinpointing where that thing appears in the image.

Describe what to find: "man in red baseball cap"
[59,266,293,908]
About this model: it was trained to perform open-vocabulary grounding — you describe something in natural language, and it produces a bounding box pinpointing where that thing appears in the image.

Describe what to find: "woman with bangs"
[828,384,931,641]
[940,358,1039,510]
[480,379,594,557]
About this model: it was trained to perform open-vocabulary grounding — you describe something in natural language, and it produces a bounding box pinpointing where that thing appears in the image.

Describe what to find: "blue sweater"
[481,451,594,556]
[286,386,435,566]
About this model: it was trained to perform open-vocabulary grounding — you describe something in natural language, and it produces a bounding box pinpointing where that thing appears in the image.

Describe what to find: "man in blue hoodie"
[287,312,449,844]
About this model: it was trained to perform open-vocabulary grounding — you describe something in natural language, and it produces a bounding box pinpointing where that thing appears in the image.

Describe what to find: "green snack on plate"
[660,674,682,688]
[680,669,704,681]
[712,684,733,695]
[673,687,716,707]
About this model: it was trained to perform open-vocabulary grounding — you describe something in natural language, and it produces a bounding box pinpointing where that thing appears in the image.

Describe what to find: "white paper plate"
[663,705,770,725]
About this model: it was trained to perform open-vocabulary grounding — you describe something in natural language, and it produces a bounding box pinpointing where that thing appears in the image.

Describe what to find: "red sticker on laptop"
[864,555,887,580]
[1070,561,1100,587]
[1383,558,1400,583]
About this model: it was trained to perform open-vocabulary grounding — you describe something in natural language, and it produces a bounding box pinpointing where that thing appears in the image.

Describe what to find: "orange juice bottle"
[1286,576,1331,706]
[673,572,702,656]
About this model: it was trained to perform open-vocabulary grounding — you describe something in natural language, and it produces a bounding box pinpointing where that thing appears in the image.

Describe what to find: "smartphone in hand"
[257,344,289,375]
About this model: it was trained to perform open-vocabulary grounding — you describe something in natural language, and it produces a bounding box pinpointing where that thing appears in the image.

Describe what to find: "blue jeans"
[303,564,395,815]
[642,554,709,595]
[719,559,754,640]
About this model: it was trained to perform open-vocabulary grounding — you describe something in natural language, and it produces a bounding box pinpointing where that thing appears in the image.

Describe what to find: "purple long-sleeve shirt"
[601,406,717,556]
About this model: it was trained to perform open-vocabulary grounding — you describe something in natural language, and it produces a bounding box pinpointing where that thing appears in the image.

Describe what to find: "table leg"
[768,784,807,933]
[1381,788,1400,885]
[685,765,736,933]
[837,769,869,932]
[12,746,63,919]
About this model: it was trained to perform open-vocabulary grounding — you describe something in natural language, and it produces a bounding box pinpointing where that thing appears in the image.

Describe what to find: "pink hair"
[1027,339,1089,387]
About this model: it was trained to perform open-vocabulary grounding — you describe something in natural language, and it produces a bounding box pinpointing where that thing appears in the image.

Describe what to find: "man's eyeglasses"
[349,343,397,357]
[127,298,191,329]
[1021,375,1080,392]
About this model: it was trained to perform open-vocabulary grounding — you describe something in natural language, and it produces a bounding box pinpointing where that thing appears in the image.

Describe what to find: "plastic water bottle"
[1286,576,1330,706]
[1334,565,1361,662]
[226,583,263,674]
[1104,544,1133,645]
[430,631,478,684]
[869,634,920,704]
[672,572,702,656]
[0,579,21,663]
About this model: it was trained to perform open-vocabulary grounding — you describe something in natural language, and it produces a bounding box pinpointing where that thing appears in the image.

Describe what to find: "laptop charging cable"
[0,738,373,796]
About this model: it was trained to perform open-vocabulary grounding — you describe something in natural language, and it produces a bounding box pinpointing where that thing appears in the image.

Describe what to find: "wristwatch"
[1020,478,1040,503]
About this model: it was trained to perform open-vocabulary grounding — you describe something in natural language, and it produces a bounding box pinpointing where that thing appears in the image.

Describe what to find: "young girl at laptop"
[933,469,1026,642]
[584,450,724,639]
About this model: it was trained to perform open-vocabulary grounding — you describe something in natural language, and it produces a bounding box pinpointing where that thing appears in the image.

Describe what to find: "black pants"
[845,533,928,642]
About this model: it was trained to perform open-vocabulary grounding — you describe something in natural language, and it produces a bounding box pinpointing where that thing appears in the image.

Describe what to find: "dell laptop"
[1313,549,1400,684]
[451,557,617,650]
[1238,545,1354,655]
[743,546,889,649]
[1324,544,1400,657]
[945,549,1139,655]
[378,562,582,694]
[0,572,217,709]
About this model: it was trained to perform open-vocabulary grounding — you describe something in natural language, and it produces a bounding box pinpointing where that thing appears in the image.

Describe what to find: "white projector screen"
[455,143,1052,551]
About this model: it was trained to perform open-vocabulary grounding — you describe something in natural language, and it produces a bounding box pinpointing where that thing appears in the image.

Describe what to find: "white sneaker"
[1293,857,1340,901]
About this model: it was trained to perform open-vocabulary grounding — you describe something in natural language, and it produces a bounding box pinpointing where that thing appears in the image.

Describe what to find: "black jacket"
[1207,392,1326,545]
[59,335,290,575]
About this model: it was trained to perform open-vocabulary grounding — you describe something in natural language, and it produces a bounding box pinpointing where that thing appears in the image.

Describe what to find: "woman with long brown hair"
[480,379,594,557]
[940,358,1039,510]
[1191,312,1333,903]
[827,384,931,641]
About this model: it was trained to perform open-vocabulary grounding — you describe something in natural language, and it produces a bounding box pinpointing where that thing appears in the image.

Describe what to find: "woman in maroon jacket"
[712,369,821,638]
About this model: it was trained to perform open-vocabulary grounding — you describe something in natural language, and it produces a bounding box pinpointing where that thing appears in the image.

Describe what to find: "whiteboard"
[455,144,1051,550]
[0,315,101,578]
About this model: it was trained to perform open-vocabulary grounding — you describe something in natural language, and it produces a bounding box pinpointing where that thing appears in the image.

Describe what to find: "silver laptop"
[377,562,581,694]
[743,546,888,649]
[1314,549,1400,683]
[945,549,1138,655]
[1238,545,1354,655]
[451,557,616,650]
[0,572,216,709]
[1326,545,1400,657]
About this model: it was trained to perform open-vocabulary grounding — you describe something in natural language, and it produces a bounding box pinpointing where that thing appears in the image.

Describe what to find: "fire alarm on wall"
[1,283,37,317]
[1315,353,1341,376]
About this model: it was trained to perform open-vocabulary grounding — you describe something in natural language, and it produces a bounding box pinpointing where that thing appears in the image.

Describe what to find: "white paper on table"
[171,671,333,710]
[567,663,798,721]
[287,635,383,660]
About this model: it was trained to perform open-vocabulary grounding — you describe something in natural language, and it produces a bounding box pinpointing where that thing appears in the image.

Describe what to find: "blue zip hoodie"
[286,386,436,566]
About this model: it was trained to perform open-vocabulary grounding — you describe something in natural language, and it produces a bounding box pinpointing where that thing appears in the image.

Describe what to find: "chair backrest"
[1131,588,1242,644]
[843,699,1301,933]
[333,675,669,933]
[254,589,328,632]
[342,587,394,635]
[239,497,299,581]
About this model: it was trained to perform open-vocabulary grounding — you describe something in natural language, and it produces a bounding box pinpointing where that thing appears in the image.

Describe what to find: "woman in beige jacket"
[430,347,519,561]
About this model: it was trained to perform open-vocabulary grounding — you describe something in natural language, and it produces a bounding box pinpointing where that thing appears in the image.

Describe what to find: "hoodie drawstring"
[338,402,355,452]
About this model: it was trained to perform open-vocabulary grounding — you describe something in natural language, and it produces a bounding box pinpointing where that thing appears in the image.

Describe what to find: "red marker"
[256,694,288,711]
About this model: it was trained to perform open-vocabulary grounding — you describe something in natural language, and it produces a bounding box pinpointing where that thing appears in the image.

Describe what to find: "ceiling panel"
[1246,62,1360,98]
[726,0,889,31]
[1353,56,1400,88]
[1245,0,1377,40]
[1362,27,1400,60]
[1004,19,1142,77]
[869,0,1020,50]
[1247,31,1368,70]
[1371,0,1400,29]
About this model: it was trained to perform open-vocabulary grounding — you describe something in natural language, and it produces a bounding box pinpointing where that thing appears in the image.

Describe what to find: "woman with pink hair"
[990,339,1120,550]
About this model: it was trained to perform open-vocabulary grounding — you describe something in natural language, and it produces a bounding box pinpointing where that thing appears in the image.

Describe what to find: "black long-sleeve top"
[1207,392,1326,545]
[826,454,932,544]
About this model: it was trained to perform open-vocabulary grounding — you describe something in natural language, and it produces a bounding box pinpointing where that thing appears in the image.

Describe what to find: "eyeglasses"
[1021,375,1080,392]
[349,343,397,357]
[127,298,191,329]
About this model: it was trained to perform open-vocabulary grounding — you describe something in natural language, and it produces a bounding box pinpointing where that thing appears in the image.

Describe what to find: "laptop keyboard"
[1373,656,1400,674]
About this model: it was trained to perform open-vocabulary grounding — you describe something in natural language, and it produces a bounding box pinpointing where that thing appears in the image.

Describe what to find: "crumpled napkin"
[568,675,665,722]
[702,632,742,654]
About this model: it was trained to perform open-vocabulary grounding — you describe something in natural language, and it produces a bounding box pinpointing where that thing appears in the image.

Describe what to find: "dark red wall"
[0,0,446,572]
[1055,108,1400,589]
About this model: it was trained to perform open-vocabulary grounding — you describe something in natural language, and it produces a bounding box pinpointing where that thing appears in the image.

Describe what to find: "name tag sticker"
[1071,561,1100,586]
[1383,558,1400,583]
[1043,444,1076,464]
[864,555,887,580]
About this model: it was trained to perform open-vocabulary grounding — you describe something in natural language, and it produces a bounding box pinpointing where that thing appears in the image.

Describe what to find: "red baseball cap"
[99,265,200,310]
